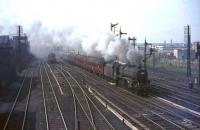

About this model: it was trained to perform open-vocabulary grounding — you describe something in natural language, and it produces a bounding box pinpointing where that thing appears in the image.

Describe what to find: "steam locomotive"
[47,53,57,63]
[67,54,150,96]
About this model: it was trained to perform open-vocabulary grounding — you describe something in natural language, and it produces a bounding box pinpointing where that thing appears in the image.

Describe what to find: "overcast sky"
[0,0,200,43]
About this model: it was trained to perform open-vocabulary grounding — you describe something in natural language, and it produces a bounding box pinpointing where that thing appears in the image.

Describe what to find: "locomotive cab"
[136,66,150,96]
[112,61,120,82]
[136,68,148,82]
[48,53,57,64]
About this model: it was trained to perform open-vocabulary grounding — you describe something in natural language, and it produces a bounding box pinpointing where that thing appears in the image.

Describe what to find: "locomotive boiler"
[66,54,150,96]
[104,61,150,96]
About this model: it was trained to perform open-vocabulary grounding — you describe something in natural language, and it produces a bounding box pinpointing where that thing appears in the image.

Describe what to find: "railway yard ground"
[0,60,200,130]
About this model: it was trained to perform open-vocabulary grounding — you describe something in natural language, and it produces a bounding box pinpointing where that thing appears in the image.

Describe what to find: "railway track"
[84,77,187,130]
[150,70,200,92]
[2,67,36,130]
[146,68,200,118]
[148,68,193,82]
[42,63,76,130]
[61,62,200,130]
[151,75,200,96]
[44,63,93,130]
[40,63,67,130]
[50,63,131,130]
[151,83,200,112]
[142,67,200,122]
[58,66,98,130]
[115,88,200,130]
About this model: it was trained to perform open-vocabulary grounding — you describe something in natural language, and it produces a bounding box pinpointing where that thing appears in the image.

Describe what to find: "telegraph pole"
[184,25,191,77]
[144,39,147,69]
[17,25,22,72]
[144,38,153,69]
[196,42,200,87]
[152,49,156,69]
[198,43,200,87]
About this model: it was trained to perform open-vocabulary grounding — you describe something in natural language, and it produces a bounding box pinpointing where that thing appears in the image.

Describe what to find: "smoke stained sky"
[0,0,200,43]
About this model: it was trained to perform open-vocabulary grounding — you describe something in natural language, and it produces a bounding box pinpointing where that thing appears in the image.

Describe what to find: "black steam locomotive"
[104,61,150,96]
[48,53,57,63]
[67,54,150,96]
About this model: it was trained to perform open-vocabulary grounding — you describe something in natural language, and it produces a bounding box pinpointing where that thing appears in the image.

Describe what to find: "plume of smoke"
[0,23,20,35]
[68,32,143,65]
[26,21,72,58]
[0,25,3,34]
[126,48,143,65]
[0,21,143,65]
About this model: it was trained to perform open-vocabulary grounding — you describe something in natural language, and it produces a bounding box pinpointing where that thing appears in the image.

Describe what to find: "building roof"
[0,35,10,44]
[0,35,11,47]
[12,35,28,40]
[12,35,29,44]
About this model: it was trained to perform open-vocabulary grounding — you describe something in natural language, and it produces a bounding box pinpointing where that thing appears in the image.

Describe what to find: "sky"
[0,0,200,43]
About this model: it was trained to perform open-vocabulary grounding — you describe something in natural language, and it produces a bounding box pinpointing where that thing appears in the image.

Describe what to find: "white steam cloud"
[0,21,143,65]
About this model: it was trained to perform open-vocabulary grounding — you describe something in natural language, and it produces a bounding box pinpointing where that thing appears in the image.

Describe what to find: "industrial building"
[0,29,31,87]
[0,35,16,87]
[173,49,196,60]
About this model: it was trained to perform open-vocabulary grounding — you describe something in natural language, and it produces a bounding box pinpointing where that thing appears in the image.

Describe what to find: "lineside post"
[184,25,191,77]
[196,42,200,87]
